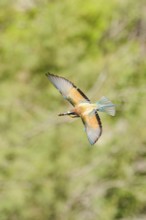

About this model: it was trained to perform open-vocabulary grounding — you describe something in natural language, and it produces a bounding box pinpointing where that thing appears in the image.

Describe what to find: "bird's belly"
[75,103,95,116]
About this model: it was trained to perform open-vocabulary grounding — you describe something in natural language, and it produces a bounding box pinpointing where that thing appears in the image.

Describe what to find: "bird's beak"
[58,112,70,116]
[58,112,78,117]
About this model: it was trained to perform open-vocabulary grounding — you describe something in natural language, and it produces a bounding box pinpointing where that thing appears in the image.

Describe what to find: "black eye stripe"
[69,112,76,115]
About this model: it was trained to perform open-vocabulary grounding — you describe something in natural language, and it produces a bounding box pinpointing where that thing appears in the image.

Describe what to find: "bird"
[46,73,115,145]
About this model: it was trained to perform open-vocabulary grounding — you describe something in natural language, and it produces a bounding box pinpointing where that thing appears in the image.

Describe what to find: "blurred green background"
[0,0,146,219]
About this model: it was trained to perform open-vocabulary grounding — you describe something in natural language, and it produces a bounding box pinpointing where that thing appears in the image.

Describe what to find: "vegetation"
[0,0,146,219]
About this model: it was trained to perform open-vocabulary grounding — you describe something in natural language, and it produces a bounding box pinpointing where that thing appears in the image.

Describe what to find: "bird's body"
[46,73,115,145]
[74,103,95,116]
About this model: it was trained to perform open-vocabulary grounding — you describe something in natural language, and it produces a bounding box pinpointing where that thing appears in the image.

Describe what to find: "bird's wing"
[46,73,90,106]
[81,111,102,145]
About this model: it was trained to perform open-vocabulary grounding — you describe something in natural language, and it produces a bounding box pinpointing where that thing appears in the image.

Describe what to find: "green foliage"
[0,0,146,219]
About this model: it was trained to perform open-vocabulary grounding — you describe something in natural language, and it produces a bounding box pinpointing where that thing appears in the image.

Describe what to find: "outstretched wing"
[46,73,90,106]
[81,111,102,145]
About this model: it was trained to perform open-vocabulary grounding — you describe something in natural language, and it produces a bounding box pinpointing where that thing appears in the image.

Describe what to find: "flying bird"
[46,73,115,145]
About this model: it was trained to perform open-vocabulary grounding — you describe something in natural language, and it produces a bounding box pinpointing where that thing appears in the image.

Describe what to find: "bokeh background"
[1,0,146,219]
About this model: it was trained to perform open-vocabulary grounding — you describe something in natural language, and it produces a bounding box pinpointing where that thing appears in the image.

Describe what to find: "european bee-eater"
[46,73,115,145]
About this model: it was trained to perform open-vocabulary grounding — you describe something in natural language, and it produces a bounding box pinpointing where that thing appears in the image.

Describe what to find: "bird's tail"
[96,96,116,116]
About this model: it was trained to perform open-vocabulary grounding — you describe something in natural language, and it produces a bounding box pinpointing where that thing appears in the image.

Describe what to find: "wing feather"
[46,73,90,106]
[81,111,102,145]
